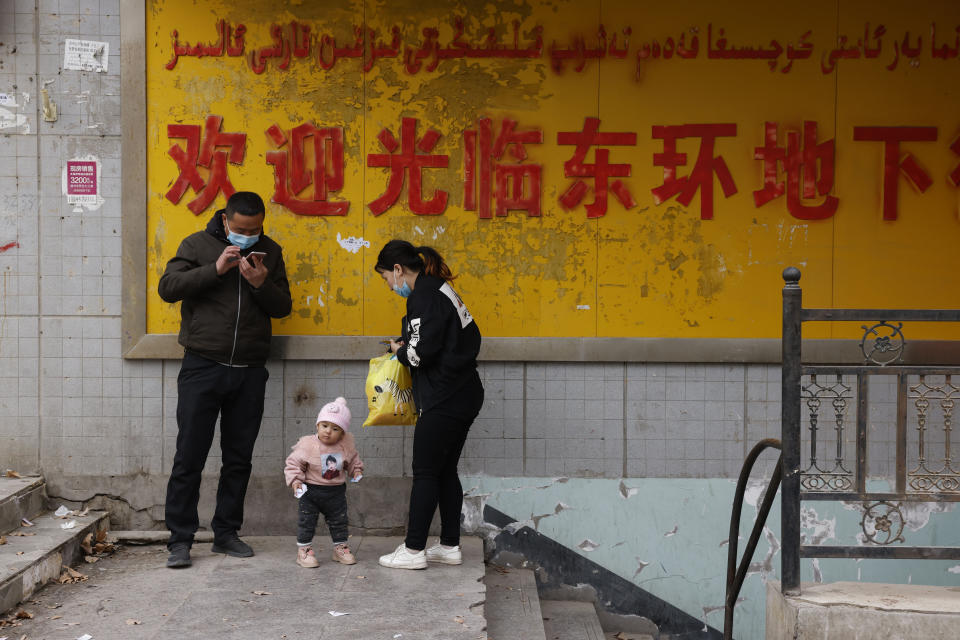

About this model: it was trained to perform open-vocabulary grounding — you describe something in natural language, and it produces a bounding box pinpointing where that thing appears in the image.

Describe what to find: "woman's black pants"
[405,376,484,551]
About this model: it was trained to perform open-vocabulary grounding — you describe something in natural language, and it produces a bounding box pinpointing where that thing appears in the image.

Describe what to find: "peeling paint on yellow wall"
[147,0,960,340]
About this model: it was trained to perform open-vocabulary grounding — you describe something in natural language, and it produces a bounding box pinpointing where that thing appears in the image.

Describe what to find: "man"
[158,191,292,568]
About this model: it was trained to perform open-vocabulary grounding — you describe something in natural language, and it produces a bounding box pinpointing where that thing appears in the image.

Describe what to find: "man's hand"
[239,253,268,288]
[216,246,242,275]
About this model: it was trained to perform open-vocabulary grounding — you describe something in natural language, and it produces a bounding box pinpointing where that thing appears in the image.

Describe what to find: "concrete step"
[0,476,46,535]
[0,508,110,615]
[5,536,486,639]
[541,600,606,640]
[484,566,547,640]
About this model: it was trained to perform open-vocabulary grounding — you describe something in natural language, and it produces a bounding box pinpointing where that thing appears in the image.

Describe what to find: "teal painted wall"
[463,476,960,639]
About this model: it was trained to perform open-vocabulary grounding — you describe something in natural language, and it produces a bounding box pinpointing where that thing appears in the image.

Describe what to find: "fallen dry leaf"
[125,618,141,625]
[58,566,88,584]
[5,469,22,478]
[454,616,465,624]
[0,535,6,545]
[14,609,33,619]
[16,551,24,556]
[356,575,366,579]
[51,614,62,619]
[252,591,271,596]
[83,556,99,564]
[80,533,93,554]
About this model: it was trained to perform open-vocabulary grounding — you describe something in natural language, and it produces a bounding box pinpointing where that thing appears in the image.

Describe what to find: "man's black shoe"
[211,534,254,558]
[166,543,192,568]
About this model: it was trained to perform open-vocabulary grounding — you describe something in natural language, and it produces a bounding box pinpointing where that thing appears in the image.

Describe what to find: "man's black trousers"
[165,352,268,547]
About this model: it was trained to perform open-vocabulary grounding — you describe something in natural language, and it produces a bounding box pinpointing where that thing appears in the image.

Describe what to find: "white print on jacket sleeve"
[439,283,474,328]
[407,317,422,366]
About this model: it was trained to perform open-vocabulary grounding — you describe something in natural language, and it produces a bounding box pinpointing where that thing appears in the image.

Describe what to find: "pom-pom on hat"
[316,397,351,432]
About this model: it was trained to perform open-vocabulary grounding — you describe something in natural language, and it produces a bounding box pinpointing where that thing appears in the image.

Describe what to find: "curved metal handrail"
[723,438,783,640]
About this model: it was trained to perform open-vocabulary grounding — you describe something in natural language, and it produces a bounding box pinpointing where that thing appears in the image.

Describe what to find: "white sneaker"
[425,542,462,565]
[379,543,427,570]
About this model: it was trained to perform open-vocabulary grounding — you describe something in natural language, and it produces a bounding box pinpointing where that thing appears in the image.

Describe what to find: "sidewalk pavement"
[3,536,487,640]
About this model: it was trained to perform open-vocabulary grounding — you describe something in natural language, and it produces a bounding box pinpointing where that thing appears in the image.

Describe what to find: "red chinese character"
[949,135,960,187]
[464,118,543,218]
[557,117,637,218]
[265,122,348,216]
[166,115,246,215]
[853,126,937,220]
[651,124,737,220]
[753,121,838,220]
[367,118,449,215]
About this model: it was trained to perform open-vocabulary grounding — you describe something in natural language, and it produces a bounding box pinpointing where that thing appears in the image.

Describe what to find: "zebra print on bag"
[382,376,414,413]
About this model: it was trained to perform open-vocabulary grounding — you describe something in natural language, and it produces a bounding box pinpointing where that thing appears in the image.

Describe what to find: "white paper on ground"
[55,505,71,517]
[61,520,77,529]
[328,611,350,616]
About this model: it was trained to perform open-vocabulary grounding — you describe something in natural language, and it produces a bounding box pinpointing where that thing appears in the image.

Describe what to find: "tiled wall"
[0,1,792,483]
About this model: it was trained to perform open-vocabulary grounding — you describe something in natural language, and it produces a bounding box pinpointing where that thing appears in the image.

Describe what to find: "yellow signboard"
[146,0,960,340]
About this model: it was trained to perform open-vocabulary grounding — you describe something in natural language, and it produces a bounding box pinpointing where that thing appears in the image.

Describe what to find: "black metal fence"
[780,266,960,594]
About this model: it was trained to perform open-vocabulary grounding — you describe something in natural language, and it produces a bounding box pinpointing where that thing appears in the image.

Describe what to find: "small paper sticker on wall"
[63,39,109,72]
[62,156,104,212]
[0,93,17,107]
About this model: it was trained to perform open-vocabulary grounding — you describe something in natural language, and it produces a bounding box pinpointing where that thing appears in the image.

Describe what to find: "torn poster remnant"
[64,39,109,72]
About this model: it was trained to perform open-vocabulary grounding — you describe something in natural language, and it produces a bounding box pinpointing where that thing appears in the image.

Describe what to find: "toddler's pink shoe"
[297,547,319,568]
[332,543,356,565]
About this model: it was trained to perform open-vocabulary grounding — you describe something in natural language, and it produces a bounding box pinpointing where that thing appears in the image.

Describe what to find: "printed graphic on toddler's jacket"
[321,453,342,480]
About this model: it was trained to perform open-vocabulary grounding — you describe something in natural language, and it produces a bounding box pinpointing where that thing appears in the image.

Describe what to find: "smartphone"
[245,251,266,264]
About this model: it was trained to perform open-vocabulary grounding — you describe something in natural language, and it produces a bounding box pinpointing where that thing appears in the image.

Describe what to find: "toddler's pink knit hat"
[316,397,351,432]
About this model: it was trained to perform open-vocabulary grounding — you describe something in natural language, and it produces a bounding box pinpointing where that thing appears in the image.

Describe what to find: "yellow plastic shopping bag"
[362,352,417,426]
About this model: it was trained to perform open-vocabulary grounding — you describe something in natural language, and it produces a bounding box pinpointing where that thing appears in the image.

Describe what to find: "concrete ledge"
[766,580,960,639]
[112,530,213,545]
[0,511,110,614]
[122,334,960,364]
[0,477,45,535]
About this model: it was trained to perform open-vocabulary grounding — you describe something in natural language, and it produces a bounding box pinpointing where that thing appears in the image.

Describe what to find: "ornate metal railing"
[780,266,960,594]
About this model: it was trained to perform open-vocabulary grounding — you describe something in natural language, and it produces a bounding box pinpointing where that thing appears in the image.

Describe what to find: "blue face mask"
[224,217,260,250]
[392,272,411,298]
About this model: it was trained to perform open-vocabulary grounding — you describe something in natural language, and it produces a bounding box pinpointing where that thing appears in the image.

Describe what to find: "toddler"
[284,397,364,567]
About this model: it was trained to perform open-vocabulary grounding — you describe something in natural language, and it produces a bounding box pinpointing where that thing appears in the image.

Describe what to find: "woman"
[375,240,484,570]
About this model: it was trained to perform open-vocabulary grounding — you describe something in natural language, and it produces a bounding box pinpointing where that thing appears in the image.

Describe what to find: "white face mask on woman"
[392,271,411,298]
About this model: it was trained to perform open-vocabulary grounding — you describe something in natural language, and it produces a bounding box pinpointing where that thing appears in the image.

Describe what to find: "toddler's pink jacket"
[284,432,364,486]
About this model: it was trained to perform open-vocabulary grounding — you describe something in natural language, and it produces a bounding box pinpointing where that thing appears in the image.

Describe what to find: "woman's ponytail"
[418,245,454,281]
[375,240,455,282]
